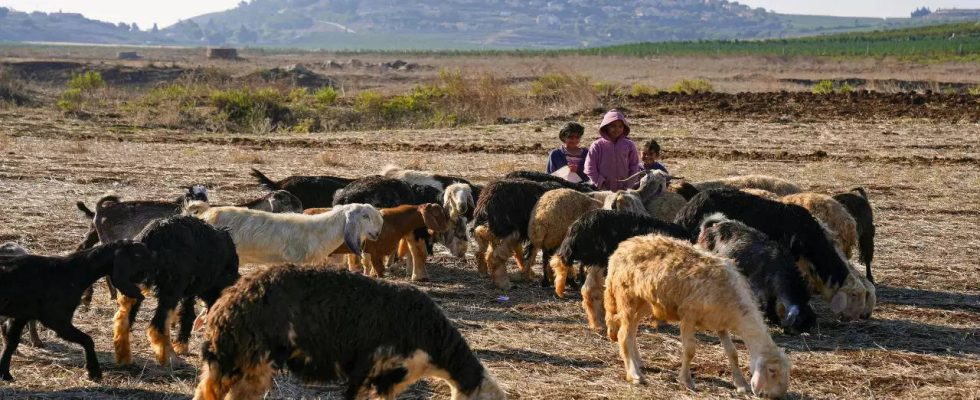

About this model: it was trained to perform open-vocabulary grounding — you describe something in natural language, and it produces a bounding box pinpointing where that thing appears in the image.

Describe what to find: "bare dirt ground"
[0,93,977,399]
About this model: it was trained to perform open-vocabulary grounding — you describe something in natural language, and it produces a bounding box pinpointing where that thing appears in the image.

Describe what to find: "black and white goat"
[0,241,151,381]
[251,168,354,209]
[193,266,505,400]
[549,209,689,331]
[235,190,303,213]
[113,216,240,367]
[697,214,817,334]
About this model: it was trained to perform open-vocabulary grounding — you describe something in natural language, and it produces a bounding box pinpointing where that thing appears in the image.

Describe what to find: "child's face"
[605,120,625,140]
[641,149,660,164]
[564,134,582,149]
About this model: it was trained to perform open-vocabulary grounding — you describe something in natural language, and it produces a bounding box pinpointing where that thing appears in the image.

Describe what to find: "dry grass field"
[0,49,978,399]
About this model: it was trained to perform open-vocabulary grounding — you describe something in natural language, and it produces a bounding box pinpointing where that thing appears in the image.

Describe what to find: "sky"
[0,0,978,28]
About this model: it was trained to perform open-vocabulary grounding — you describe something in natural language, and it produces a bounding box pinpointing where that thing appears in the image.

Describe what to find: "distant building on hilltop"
[925,8,980,20]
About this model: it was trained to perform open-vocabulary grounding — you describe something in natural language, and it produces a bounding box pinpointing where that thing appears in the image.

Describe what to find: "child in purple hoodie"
[584,109,642,191]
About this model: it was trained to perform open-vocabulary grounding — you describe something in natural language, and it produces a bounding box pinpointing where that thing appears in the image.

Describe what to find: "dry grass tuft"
[316,150,345,167]
[229,149,267,164]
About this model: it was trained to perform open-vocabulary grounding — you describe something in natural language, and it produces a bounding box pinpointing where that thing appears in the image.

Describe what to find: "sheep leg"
[113,295,138,365]
[408,234,430,282]
[346,254,364,274]
[45,319,102,381]
[175,297,196,355]
[365,253,386,279]
[193,362,232,400]
[678,320,697,391]
[513,243,532,281]
[473,225,490,275]
[489,235,516,290]
[148,296,179,366]
[617,307,644,385]
[76,229,100,310]
[718,330,750,393]
[227,360,274,400]
[26,321,42,348]
[0,318,26,381]
[540,248,554,288]
[582,266,606,333]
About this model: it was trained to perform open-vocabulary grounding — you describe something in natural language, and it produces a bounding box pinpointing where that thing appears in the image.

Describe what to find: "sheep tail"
[76,201,96,218]
[250,168,279,191]
[550,253,572,298]
[697,212,729,234]
[380,164,402,177]
[95,195,121,213]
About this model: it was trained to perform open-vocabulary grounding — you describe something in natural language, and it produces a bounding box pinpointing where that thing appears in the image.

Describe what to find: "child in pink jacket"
[584,109,642,191]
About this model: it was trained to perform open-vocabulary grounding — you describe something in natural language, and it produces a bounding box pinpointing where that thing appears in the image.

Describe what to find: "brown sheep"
[605,235,790,398]
[694,175,803,196]
[741,188,780,200]
[526,189,602,286]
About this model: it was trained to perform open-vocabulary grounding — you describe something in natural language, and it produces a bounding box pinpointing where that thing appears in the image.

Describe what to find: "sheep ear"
[421,204,449,232]
[343,211,363,255]
[830,291,847,314]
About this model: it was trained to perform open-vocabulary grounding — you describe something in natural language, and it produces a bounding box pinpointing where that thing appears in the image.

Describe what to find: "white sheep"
[602,191,648,214]
[185,202,383,266]
[605,234,790,398]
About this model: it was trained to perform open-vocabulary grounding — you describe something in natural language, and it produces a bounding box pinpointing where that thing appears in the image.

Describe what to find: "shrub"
[353,91,385,114]
[68,71,105,91]
[838,82,855,94]
[57,88,84,112]
[313,87,339,106]
[531,73,592,99]
[630,83,658,97]
[812,80,835,94]
[968,86,980,96]
[210,87,291,129]
[670,78,713,94]
[0,69,31,106]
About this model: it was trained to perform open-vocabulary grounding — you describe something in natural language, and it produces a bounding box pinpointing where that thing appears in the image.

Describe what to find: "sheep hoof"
[626,375,644,385]
[736,385,750,394]
[411,275,430,282]
[679,376,696,391]
[87,370,102,382]
[172,341,189,355]
[0,372,13,381]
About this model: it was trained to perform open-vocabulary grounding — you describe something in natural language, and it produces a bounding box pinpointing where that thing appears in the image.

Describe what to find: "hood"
[598,109,630,140]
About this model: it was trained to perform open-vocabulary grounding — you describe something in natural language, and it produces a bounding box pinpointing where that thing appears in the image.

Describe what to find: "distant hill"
[0,2,972,50]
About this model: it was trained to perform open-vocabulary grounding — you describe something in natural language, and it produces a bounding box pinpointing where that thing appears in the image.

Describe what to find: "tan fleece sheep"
[604,235,790,398]
[526,189,602,283]
[741,188,780,200]
[695,175,803,196]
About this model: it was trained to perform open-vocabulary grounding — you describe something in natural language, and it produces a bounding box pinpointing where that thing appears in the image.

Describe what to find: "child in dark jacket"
[641,139,668,173]
[546,122,590,183]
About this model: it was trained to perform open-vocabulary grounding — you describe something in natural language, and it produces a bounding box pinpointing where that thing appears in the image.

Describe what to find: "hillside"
[0,7,148,44]
[168,0,935,49]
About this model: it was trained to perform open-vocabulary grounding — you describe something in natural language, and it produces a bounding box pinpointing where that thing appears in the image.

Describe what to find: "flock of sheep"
[0,163,879,399]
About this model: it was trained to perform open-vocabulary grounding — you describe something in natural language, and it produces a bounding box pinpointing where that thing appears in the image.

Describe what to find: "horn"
[618,171,647,183]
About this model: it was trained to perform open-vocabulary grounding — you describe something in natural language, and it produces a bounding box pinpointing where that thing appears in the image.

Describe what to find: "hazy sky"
[738,0,979,18]
[0,0,978,28]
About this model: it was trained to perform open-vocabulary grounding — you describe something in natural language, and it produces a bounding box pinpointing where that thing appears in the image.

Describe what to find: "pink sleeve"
[584,144,603,188]
[628,144,642,188]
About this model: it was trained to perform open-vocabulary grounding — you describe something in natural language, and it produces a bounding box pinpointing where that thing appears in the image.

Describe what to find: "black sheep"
[833,187,875,282]
[550,209,688,331]
[0,243,41,348]
[505,170,596,192]
[0,241,151,381]
[251,168,354,209]
[472,179,562,289]
[671,180,701,200]
[235,190,304,213]
[193,266,505,400]
[75,185,209,308]
[697,214,817,334]
[674,188,869,321]
[114,216,239,367]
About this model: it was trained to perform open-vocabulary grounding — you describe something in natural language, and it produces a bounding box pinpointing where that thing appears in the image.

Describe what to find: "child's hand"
[568,164,578,173]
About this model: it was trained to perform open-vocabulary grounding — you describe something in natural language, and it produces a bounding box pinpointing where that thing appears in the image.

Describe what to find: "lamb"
[186,202,383,266]
[504,170,596,192]
[693,175,802,196]
[549,209,689,331]
[319,204,450,281]
[235,190,303,213]
[780,192,858,259]
[526,189,603,287]
[472,179,562,289]
[0,241,152,381]
[250,168,354,209]
[674,188,869,321]
[630,169,688,221]
[75,185,209,308]
[832,187,876,282]
[697,214,817,334]
[0,243,42,348]
[604,235,790,398]
[193,266,506,400]
[113,216,240,367]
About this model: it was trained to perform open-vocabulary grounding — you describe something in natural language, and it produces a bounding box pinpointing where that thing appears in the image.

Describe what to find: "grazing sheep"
[602,191,648,214]
[674,188,869,321]
[697,214,817,333]
[741,188,780,200]
[443,183,476,221]
[113,216,240,367]
[604,235,790,398]
[235,190,303,213]
[75,185,209,308]
[0,243,42,348]
[631,169,688,221]
[780,192,858,259]
[472,179,561,289]
[193,266,506,400]
[670,180,700,201]
[504,170,596,192]
[186,203,383,266]
[381,165,479,215]
[329,204,450,281]
[0,241,152,381]
[550,209,689,331]
[694,175,803,196]
[333,176,417,208]
[833,188,876,282]
[250,168,353,209]
[526,189,603,287]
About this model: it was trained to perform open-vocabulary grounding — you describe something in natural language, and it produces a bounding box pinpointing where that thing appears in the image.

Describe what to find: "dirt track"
[0,101,978,399]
